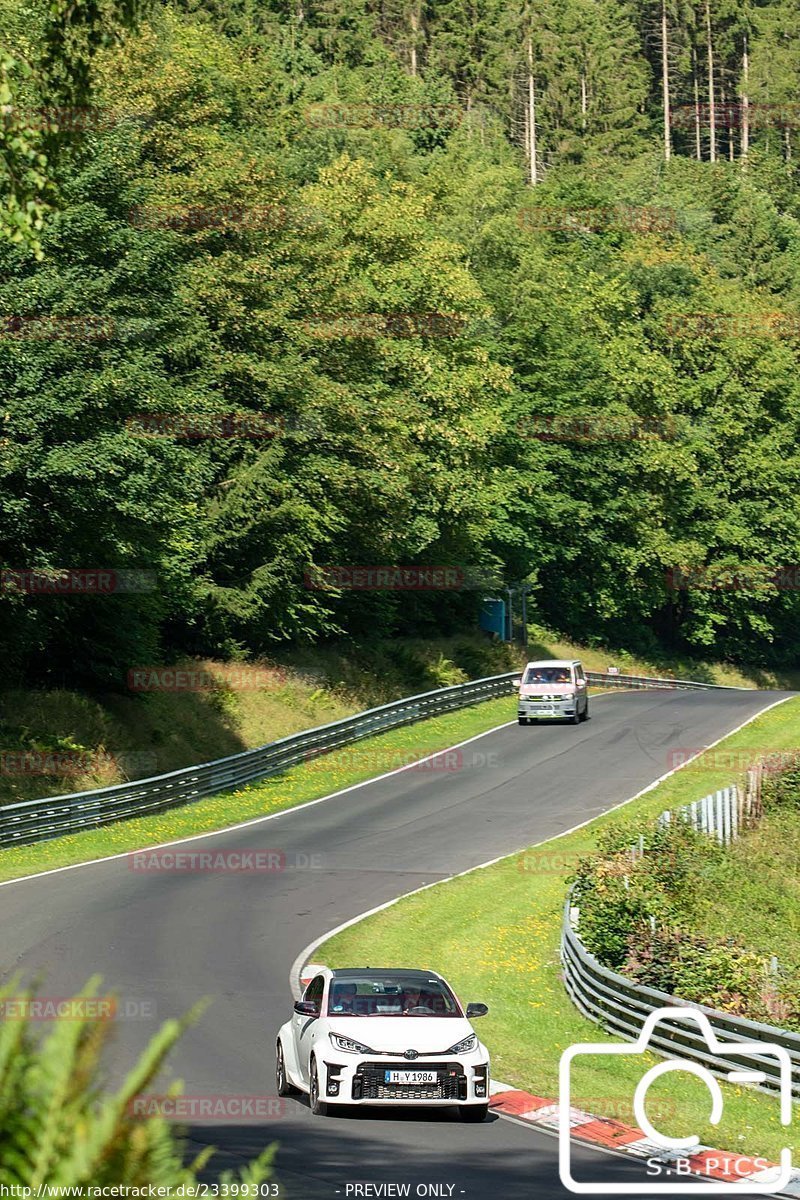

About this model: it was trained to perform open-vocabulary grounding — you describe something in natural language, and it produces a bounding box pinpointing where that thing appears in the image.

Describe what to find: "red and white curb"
[489,1082,800,1194]
[299,964,327,988]
[301,967,799,1194]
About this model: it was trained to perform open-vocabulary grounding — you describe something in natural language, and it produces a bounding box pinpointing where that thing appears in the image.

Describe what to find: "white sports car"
[276,967,491,1120]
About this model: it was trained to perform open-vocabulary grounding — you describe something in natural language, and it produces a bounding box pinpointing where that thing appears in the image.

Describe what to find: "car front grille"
[353,1061,467,1101]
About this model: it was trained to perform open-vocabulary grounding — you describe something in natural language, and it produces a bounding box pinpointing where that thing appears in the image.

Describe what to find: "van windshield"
[522,667,572,684]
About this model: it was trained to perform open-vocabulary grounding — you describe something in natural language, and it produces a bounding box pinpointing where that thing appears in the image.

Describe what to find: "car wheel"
[276,1040,295,1097]
[518,717,529,726]
[309,1058,327,1116]
[570,707,580,724]
[581,700,590,722]
[458,1103,489,1123]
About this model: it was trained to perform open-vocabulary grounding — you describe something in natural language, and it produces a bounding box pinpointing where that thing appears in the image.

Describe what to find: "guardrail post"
[0,668,754,849]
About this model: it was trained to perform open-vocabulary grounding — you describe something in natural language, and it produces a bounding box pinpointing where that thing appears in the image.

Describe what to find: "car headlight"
[329,1033,375,1055]
[446,1034,478,1054]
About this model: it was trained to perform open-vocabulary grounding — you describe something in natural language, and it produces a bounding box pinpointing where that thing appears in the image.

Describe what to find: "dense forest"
[2,0,800,688]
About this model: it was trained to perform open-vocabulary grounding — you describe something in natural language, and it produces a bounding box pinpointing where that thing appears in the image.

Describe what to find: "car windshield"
[327,974,462,1017]
[522,666,572,684]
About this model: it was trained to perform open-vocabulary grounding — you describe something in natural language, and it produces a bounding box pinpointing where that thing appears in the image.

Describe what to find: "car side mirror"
[294,1000,318,1016]
[512,679,522,688]
[466,1002,489,1018]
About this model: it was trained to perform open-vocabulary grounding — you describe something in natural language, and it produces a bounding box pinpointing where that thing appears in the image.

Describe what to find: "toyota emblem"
[403,1049,419,1060]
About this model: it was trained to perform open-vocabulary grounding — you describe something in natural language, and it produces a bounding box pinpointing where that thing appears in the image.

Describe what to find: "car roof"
[524,659,578,668]
[330,968,445,981]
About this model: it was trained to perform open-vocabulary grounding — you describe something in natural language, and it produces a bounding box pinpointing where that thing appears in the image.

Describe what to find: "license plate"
[535,706,556,714]
[385,1070,437,1084]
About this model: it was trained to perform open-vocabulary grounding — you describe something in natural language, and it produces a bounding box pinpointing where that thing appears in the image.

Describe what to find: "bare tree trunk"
[409,4,419,76]
[785,125,792,165]
[692,45,702,159]
[723,88,734,159]
[705,0,716,162]
[580,70,587,132]
[741,33,750,159]
[527,36,538,184]
[661,0,671,160]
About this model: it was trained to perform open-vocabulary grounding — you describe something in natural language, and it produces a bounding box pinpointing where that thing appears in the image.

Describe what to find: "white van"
[517,659,589,725]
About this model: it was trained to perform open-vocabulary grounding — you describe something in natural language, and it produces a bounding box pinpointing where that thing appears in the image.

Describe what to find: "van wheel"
[581,702,590,722]
[571,708,580,724]
[518,717,529,725]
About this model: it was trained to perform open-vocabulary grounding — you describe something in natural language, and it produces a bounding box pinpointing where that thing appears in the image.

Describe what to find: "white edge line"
[289,692,795,1188]
[288,692,793,997]
[484,1110,800,1197]
[0,715,525,890]
[0,688,635,891]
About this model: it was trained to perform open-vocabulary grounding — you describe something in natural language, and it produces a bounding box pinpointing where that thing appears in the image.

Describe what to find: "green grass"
[524,622,800,690]
[318,693,800,1165]
[666,807,800,971]
[0,694,521,883]
[0,636,520,807]
[4,624,787,812]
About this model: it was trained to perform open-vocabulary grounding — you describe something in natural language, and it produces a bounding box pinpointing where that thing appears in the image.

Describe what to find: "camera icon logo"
[559,1005,793,1194]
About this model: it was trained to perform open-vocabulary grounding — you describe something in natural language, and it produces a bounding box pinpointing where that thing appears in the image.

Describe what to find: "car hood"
[326,1016,476,1053]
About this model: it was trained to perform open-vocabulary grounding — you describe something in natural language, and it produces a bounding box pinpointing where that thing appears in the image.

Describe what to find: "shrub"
[623,924,769,1016]
[761,753,800,811]
[0,977,275,1188]
[571,820,721,969]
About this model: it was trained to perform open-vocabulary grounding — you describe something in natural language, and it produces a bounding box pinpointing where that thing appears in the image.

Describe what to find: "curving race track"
[0,688,791,1199]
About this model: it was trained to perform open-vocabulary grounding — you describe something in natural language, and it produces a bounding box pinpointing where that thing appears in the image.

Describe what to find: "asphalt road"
[0,687,790,1200]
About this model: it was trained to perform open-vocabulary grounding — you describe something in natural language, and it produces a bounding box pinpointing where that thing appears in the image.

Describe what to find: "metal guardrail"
[0,671,519,849]
[0,667,743,850]
[585,670,745,691]
[561,895,800,1096]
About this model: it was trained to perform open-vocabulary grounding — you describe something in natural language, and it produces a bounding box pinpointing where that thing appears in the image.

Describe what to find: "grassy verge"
[0,636,519,806]
[524,623,799,691]
[0,694,520,884]
[690,806,800,968]
[318,693,800,1164]
[5,624,788,812]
